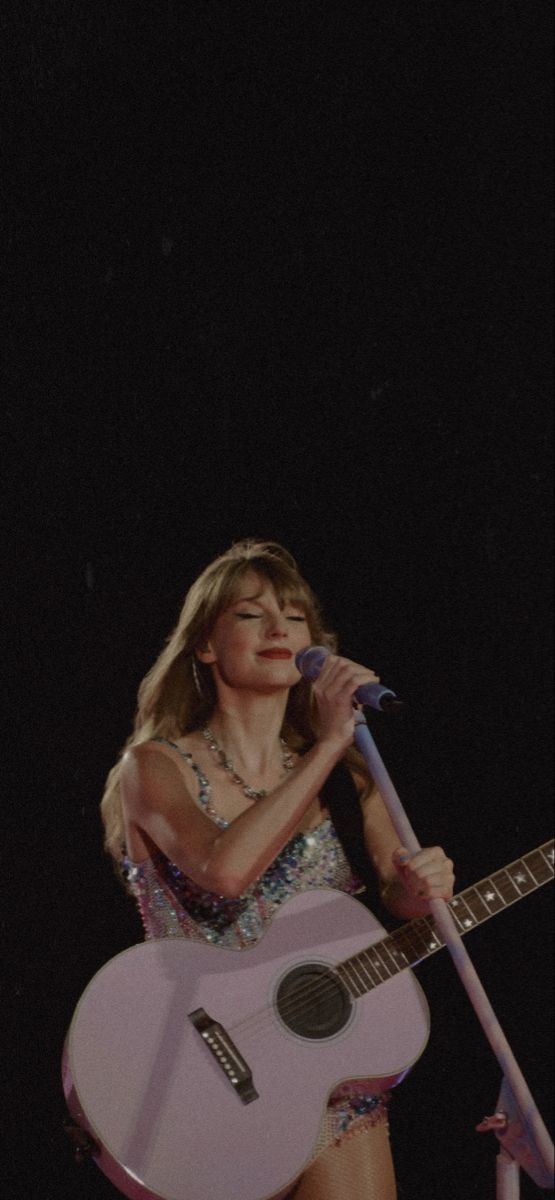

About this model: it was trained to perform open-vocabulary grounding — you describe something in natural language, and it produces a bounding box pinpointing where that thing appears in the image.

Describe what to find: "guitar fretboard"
[337,840,554,999]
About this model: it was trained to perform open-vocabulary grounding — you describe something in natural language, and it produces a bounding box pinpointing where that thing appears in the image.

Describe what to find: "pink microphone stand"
[353,708,554,1197]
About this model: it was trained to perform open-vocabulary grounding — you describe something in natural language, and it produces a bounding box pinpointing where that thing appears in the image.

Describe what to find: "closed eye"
[235,611,306,621]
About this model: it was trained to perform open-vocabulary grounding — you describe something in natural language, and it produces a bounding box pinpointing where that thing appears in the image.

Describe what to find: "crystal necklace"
[201,726,295,800]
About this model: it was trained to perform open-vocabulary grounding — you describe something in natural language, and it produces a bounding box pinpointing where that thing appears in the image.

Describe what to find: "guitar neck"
[337,840,554,998]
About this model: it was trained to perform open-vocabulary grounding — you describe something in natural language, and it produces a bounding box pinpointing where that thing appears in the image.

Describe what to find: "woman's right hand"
[312,654,381,750]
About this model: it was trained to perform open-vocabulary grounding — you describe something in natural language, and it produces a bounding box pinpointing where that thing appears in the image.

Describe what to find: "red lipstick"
[257,650,293,660]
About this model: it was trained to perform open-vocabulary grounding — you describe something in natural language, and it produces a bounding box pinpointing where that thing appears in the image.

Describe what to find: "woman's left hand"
[392,845,455,902]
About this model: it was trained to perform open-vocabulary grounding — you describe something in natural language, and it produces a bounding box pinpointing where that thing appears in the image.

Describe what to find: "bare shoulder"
[122,739,171,781]
[123,738,187,772]
[121,740,194,812]
[120,739,220,880]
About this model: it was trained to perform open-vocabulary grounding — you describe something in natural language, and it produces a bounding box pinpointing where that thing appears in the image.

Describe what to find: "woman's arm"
[121,653,389,899]
[122,735,349,898]
[361,784,455,919]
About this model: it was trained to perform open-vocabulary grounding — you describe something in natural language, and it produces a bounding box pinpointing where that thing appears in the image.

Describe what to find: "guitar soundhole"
[276,963,352,1039]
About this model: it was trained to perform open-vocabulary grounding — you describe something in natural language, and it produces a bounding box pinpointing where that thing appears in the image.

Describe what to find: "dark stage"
[4,3,553,1198]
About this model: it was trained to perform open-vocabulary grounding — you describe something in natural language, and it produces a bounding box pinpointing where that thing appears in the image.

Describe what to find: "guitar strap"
[320,761,384,918]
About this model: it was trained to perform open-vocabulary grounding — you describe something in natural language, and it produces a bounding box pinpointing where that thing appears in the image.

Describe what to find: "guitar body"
[63,888,430,1200]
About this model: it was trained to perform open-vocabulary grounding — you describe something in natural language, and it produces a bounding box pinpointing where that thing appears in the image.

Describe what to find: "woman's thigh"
[289,1122,397,1200]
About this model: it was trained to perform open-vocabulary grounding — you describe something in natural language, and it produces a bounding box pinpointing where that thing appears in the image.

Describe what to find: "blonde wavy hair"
[100,538,367,861]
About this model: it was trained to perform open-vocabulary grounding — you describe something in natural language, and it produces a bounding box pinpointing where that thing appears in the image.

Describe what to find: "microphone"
[295,646,402,714]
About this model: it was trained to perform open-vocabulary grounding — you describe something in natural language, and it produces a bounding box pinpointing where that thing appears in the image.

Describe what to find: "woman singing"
[101,539,454,1200]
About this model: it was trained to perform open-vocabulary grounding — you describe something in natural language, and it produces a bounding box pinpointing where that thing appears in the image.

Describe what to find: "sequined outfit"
[122,738,390,1149]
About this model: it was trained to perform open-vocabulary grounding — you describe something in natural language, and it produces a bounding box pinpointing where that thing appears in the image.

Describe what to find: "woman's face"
[197,571,310,693]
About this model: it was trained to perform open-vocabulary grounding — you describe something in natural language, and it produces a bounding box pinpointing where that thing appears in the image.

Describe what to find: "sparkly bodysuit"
[122,738,390,1149]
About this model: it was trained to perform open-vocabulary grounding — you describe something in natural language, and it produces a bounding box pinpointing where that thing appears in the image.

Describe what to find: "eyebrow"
[233,593,305,608]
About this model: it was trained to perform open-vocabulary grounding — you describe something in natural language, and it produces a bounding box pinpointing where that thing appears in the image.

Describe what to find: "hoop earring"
[191,656,205,699]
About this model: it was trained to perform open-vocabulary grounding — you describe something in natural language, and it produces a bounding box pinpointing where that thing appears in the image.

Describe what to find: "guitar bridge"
[189,1008,259,1105]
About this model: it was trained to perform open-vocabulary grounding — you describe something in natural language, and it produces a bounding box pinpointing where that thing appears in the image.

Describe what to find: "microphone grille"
[295,645,329,681]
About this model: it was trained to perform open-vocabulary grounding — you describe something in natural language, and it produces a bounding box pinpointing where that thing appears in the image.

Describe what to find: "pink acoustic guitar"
[62,841,553,1200]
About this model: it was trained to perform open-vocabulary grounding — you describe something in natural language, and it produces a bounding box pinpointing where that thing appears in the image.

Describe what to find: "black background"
[4,2,553,1197]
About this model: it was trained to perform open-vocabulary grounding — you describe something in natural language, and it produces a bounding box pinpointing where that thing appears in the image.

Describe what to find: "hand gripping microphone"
[295,646,402,714]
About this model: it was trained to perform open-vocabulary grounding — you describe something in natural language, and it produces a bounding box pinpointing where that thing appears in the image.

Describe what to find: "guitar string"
[226,895,468,1039]
[227,977,355,1046]
[226,929,444,1051]
[226,896,441,1038]
[230,976,374,1043]
[225,847,553,1042]
[226,916,441,1043]
[225,906,470,1042]
[226,930,428,1043]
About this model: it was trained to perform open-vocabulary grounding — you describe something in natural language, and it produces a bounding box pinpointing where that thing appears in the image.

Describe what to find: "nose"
[267,611,289,638]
